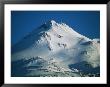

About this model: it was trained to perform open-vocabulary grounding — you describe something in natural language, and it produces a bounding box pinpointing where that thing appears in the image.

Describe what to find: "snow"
[11,20,100,77]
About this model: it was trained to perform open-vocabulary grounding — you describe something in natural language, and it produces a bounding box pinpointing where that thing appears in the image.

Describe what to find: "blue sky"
[11,11,100,46]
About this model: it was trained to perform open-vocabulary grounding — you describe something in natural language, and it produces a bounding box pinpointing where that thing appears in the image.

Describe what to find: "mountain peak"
[50,20,56,24]
[45,20,57,26]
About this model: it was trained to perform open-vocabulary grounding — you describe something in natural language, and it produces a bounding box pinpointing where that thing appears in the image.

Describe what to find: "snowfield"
[11,20,100,77]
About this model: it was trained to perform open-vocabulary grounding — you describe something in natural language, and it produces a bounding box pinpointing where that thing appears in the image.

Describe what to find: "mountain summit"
[12,20,100,77]
[46,20,57,25]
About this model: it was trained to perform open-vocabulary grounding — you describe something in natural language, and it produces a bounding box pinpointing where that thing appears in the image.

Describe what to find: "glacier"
[11,20,100,77]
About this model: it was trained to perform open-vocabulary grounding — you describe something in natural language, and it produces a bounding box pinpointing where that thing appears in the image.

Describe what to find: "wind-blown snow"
[12,20,100,77]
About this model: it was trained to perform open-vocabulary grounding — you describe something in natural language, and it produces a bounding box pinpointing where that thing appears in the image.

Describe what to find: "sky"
[11,11,100,46]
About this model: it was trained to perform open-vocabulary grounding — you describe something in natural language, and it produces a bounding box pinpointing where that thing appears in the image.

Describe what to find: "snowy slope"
[11,20,100,77]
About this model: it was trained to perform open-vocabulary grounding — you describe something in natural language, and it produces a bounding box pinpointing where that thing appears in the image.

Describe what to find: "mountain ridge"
[11,20,100,77]
[12,20,91,53]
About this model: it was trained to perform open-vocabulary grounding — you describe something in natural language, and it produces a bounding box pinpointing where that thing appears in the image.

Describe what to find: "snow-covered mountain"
[11,20,100,77]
